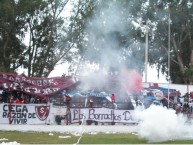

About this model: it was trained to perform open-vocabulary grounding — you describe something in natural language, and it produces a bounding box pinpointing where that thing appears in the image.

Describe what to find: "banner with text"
[70,108,138,123]
[0,103,51,124]
[0,72,75,97]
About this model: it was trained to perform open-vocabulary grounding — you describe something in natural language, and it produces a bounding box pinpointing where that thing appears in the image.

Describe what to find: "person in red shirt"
[16,98,24,104]
[20,98,24,104]
[111,94,115,103]
[15,98,20,104]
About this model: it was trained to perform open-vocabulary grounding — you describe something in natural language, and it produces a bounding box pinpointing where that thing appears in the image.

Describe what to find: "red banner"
[0,72,76,97]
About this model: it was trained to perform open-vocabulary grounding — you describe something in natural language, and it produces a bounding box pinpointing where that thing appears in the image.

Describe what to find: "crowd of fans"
[0,89,193,113]
[174,101,193,120]
[1,89,193,126]
[0,90,47,104]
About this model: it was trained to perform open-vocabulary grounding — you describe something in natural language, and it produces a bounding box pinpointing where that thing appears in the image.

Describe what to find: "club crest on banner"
[35,106,50,121]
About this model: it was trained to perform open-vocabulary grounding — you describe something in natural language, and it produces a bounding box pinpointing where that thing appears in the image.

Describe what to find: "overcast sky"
[49,63,168,84]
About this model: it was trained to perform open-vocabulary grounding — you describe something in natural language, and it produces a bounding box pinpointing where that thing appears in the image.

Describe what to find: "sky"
[18,61,168,84]
[143,65,168,83]
[48,63,168,84]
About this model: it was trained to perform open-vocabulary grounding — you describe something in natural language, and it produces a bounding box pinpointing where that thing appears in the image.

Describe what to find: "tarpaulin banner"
[70,108,138,123]
[0,103,51,124]
[0,72,76,97]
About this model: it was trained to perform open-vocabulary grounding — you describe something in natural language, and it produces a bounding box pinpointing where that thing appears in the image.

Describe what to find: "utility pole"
[145,26,148,83]
[131,20,149,83]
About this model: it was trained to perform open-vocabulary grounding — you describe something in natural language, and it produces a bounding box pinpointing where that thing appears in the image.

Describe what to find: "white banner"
[70,108,138,123]
[0,103,51,125]
[0,104,138,124]
[51,105,67,115]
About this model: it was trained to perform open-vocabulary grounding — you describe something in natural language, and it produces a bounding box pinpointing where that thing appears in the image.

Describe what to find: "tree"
[0,0,26,72]
[2,0,193,84]
[18,0,77,77]
[129,0,193,84]
[0,0,83,77]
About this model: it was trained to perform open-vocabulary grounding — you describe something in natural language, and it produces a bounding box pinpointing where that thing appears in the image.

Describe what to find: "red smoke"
[120,69,142,93]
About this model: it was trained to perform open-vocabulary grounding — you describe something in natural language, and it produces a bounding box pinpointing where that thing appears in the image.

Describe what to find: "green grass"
[0,131,193,144]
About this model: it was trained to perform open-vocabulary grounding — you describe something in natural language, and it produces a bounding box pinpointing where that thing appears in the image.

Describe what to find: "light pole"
[145,25,148,83]
[131,20,149,83]
[168,12,171,108]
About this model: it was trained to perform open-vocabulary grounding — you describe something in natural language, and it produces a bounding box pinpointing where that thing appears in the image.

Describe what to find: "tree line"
[1,0,193,84]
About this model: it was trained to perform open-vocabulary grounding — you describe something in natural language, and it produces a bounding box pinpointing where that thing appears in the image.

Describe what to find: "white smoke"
[78,70,108,91]
[83,1,132,70]
[76,1,145,94]
[135,105,193,142]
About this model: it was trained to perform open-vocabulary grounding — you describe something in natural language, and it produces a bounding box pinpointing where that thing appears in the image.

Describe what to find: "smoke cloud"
[84,4,127,68]
[135,105,193,143]
[77,1,143,95]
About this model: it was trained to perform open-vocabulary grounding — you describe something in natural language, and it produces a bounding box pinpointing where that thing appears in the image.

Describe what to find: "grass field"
[1,131,193,144]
